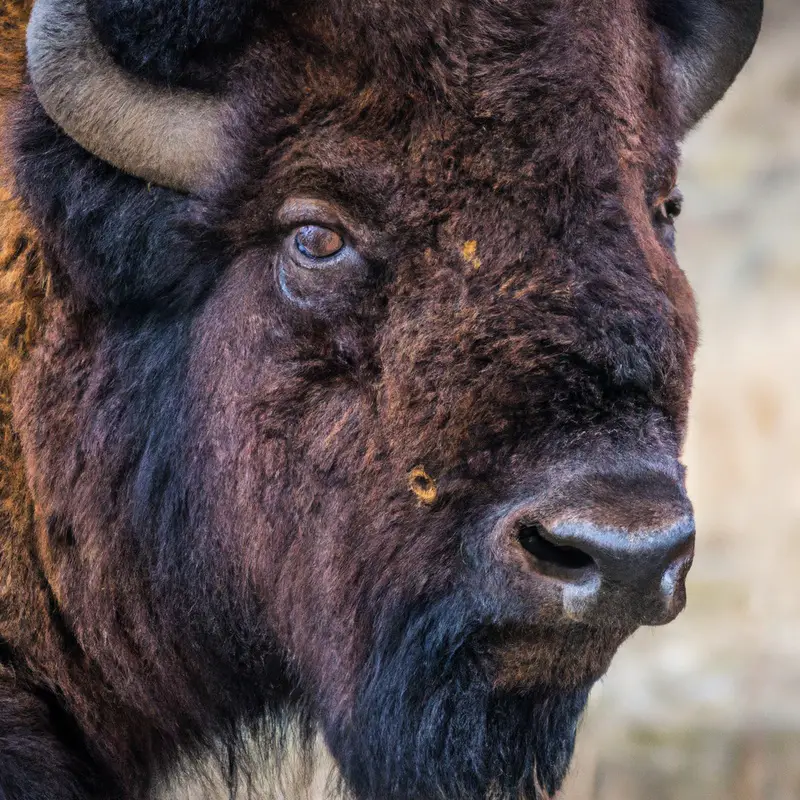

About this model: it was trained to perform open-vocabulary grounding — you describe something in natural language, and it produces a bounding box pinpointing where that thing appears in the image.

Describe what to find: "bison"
[0,0,761,798]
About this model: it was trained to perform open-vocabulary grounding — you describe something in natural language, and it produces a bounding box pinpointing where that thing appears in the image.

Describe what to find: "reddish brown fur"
[0,0,43,570]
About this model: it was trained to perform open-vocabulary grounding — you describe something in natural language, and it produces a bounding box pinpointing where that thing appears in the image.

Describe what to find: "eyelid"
[277,198,348,233]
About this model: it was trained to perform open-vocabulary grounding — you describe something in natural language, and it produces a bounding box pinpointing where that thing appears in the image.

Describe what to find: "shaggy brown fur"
[0,0,42,545]
[0,1,30,96]
[0,1,760,799]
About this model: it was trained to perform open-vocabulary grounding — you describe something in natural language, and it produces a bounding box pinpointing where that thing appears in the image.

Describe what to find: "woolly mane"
[0,0,45,539]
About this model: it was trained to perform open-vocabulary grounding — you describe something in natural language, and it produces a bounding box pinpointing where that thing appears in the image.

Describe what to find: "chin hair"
[322,594,591,800]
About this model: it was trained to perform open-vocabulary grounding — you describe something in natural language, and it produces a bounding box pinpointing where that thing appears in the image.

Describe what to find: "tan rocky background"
[561,1,800,796]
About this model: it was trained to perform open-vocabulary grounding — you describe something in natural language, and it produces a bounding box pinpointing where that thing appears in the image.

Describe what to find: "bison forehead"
[226,0,681,252]
[234,0,676,169]
[304,0,661,109]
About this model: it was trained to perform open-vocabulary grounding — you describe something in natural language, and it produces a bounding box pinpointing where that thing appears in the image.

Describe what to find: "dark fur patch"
[12,97,227,312]
[324,593,590,799]
[86,0,261,89]
[648,0,700,43]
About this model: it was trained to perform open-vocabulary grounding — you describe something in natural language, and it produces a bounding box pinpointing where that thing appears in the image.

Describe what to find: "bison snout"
[510,513,695,627]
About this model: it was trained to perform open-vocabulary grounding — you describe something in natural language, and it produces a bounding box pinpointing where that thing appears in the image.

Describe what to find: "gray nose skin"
[517,515,695,627]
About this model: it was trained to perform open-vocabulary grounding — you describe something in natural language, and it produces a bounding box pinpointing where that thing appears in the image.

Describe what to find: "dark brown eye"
[295,225,344,259]
[657,189,684,223]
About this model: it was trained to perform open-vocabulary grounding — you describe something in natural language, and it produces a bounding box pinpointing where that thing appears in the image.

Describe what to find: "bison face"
[198,76,697,797]
[13,0,761,798]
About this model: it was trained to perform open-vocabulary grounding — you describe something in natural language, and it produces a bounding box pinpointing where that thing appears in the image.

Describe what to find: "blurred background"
[561,1,800,797]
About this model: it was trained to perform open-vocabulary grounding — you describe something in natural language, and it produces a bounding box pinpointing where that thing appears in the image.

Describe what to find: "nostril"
[518,522,595,574]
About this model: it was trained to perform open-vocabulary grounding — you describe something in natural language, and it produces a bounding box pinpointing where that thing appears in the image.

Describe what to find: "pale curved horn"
[653,0,763,129]
[26,0,226,194]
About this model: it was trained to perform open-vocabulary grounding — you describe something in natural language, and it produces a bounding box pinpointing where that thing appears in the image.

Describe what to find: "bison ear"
[651,0,763,130]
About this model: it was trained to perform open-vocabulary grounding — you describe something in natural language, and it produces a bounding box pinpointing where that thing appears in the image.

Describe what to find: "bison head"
[10,0,760,797]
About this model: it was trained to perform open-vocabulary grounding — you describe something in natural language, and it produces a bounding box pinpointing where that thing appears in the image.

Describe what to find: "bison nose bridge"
[495,469,695,628]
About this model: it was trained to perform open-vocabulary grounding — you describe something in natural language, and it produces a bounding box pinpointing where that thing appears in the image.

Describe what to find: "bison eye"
[294,225,344,260]
[277,214,369,309]
[656,189,683,224]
